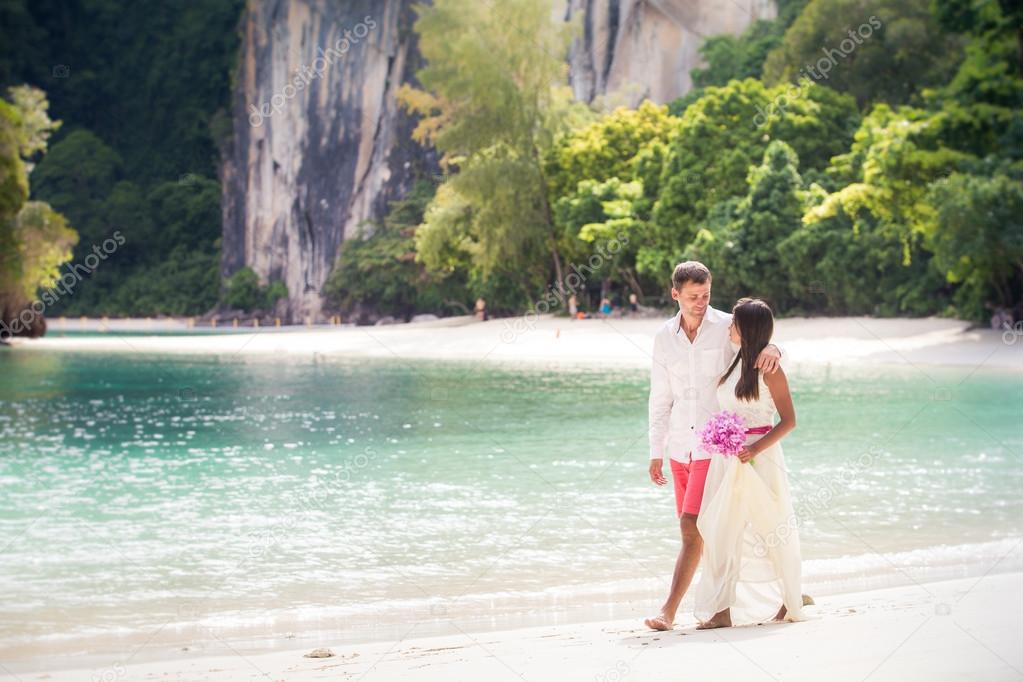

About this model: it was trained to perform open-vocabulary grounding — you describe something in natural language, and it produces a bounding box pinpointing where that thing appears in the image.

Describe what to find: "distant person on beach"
[474,297,487,321]
[599,297,612,317]
[644,261,782,631]
[568,294,578,319]
[629,292,638,314]
[991,306,1012,330]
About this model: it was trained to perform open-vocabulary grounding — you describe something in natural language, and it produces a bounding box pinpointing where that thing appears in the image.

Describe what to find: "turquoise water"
[1,348,1021,663]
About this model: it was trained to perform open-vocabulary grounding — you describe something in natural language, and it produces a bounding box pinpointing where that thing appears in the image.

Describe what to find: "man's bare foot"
[773,604,787,621]
[644,614,674,631]
[696,609,732,630]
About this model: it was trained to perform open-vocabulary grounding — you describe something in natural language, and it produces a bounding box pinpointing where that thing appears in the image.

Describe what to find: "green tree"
[926,173,1023,320]
[544,101,676,201]
[933,0,1023,76]
[399,0,594,297]
[763,0,963,107]
[649,78,859,278]
[30,130,123,249]
[33,141,223,317]
[692,17,793,88]
[0,86,75,338]
[1,0,241,317]
[925,1,1023,161]
[223,267,262,312]
[690,141,806,310]
[779,104,973,315]
[1,0,243,184]
[324,180,467,320]
[552,177,645,298]
[7,201,77,302]
[544,101,676,297]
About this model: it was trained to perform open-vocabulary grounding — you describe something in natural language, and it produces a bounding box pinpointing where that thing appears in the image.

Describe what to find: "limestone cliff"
[221,0,773,320]
[220,0,434,321]
[565,0,776,105]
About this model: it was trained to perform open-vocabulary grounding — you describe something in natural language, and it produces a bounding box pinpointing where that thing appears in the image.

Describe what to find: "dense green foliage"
[686,140,807,310]
[0,86,76,337]
[395,0,595,313]
[323,181,473,320]
[5,0,1020,324]
[926,173,1023,317]
[0,0,243,317]
[763,0,964,107]
[223,267,288,314]
[649,79,860,278]
[391,0,1022,321]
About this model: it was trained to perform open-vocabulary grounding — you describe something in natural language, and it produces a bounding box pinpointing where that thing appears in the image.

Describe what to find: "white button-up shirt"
[648,306,736,463]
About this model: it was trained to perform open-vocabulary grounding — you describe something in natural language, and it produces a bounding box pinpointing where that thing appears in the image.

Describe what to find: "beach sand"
[12,314,1023,371]
[35,571,1023,681]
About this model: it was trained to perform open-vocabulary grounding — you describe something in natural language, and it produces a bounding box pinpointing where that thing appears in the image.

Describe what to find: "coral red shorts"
[670,457,710,517]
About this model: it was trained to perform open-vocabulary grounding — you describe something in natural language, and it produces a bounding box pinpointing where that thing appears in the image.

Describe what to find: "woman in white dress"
[694,297,806,628]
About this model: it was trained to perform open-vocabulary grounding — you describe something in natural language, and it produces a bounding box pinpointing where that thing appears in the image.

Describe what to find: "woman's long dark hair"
[719,297,775,401]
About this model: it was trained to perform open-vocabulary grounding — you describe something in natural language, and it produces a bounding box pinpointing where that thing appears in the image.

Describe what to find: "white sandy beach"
[32,571,1023,681]
[12,314,1023,372]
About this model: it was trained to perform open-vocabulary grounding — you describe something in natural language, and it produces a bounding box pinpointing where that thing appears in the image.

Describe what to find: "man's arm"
[755,342,784,374]
[648,334,672,486]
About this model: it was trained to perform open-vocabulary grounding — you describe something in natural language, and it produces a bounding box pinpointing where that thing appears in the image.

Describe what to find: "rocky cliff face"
[220,0,434,321]
[221,0,773,321]
[565,0,776,105]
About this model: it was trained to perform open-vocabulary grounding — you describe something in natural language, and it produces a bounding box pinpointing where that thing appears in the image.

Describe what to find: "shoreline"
[6,538,1022,677]
[23,570,1023,681]
[8,314,1023,371]
[6,316,1021,679]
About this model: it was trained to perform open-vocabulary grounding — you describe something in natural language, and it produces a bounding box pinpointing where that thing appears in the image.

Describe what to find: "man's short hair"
[671,261,712,289]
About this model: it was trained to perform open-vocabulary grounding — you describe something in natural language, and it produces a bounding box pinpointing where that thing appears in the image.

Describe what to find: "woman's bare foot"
[644,613,674,631]
[773,604,787,621]
[696,608,732,629]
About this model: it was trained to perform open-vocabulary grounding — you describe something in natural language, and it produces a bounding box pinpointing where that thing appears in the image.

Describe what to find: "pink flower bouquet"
[698,410,747,457]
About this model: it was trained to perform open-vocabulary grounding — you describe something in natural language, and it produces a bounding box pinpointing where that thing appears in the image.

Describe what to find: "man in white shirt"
[644,261,781,631]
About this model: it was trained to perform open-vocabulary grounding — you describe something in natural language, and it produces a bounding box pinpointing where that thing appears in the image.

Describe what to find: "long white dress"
[694,367,806,624]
